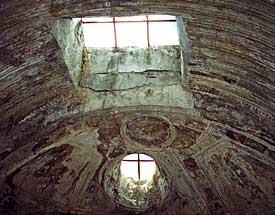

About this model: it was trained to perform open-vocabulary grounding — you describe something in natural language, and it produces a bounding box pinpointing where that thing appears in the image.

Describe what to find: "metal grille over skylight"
[81,15,179,47]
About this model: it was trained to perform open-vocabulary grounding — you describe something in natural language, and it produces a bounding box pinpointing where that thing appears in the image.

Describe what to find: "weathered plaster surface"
[83,46,181,74]
[78,45,193,109]
[51,18,84,85]
[1,109,274,215]
[0,0,275,215]
[82,84,194,110]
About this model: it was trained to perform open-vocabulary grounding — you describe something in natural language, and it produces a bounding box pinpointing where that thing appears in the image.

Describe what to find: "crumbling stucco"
[51,18,85,85]
[0,0,275,215]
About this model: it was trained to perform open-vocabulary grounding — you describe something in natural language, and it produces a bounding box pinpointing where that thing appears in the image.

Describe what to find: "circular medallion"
[122,115,175,148]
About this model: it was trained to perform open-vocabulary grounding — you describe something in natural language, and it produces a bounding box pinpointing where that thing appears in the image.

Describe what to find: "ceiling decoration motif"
[0,107,274,215]
[122,115,176,149]
[0,0,275,214]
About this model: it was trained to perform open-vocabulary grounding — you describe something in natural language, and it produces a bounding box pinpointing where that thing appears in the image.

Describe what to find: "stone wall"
[78,46,193,109]
[51,18,85,85]
[80,46,182,91]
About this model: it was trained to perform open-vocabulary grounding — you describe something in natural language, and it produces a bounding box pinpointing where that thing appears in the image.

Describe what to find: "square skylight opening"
[81,15,180,48]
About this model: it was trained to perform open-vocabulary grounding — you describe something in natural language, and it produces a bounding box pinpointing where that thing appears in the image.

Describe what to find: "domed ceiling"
[0,1,275,215]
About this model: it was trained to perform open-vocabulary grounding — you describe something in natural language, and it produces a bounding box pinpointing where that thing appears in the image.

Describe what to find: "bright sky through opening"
[120,154,157,181]
[82,15,179,47]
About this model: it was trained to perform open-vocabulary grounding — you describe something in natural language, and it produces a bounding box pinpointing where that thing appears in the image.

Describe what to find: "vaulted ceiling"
[0,1,275,215]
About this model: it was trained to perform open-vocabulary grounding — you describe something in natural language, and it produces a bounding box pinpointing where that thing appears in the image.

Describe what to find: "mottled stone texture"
[78,46,192,109]
[51,18,84,85]
[0,0,275,215]
[83,46,181,75]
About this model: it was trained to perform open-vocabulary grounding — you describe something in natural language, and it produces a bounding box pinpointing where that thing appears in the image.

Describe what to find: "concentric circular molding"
[121,114,176,150]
